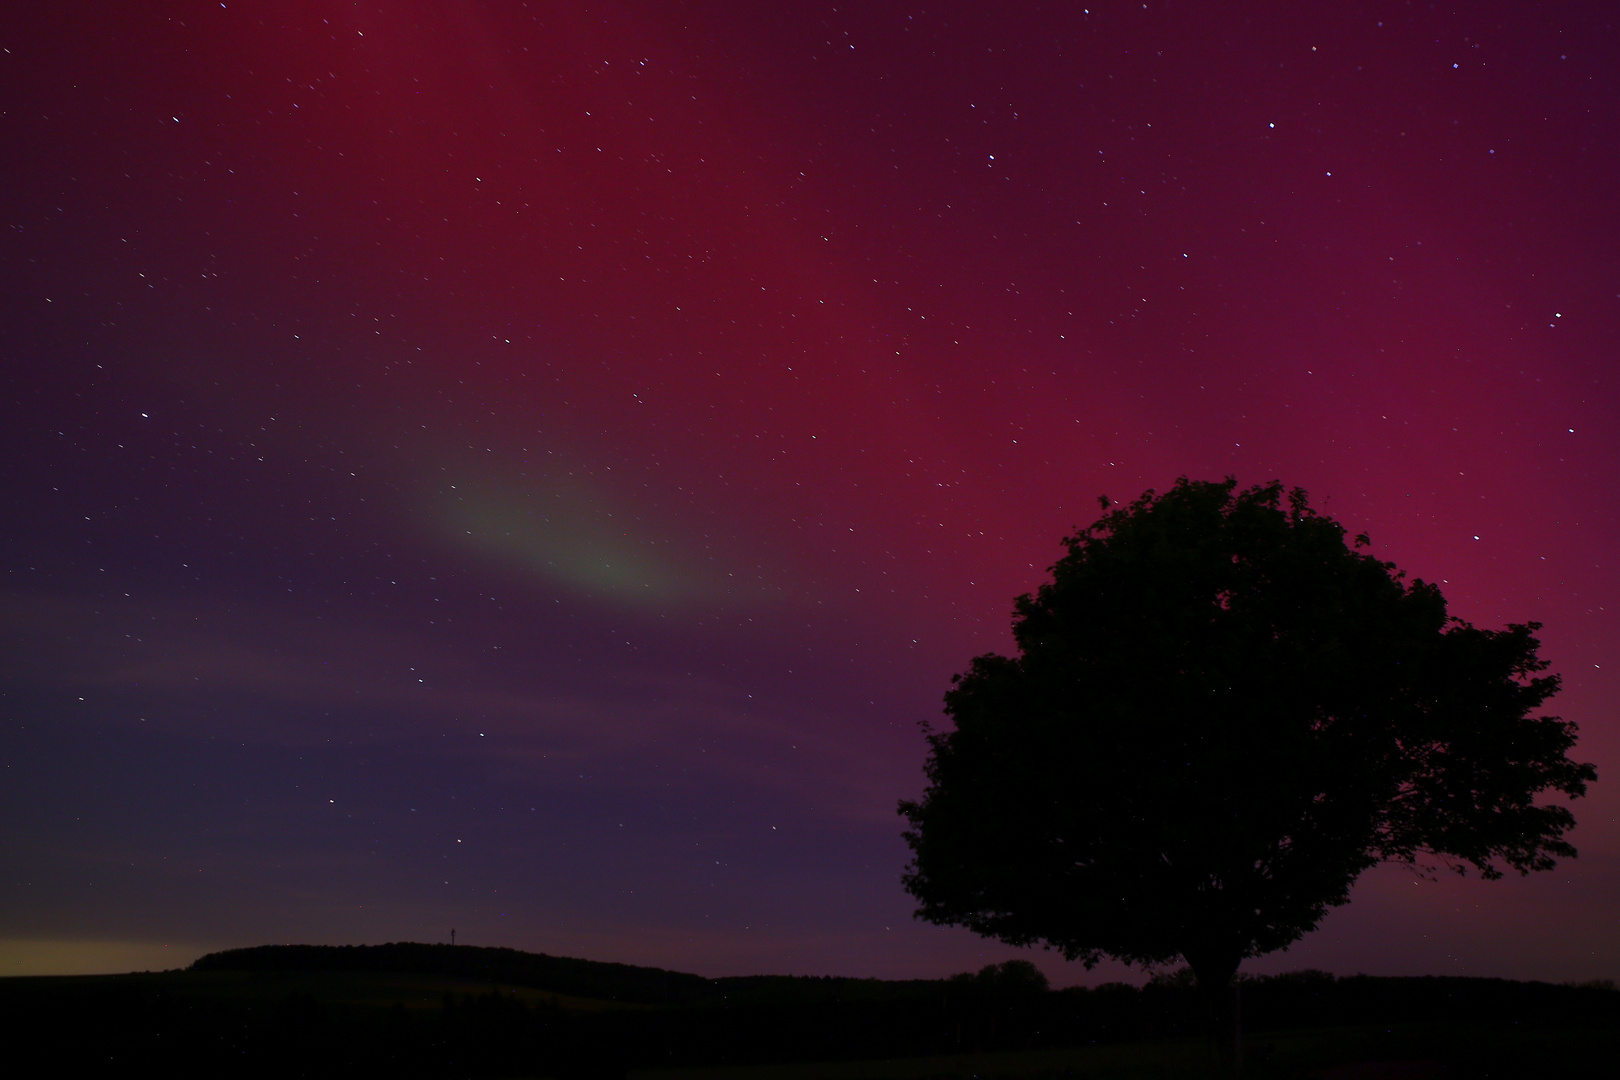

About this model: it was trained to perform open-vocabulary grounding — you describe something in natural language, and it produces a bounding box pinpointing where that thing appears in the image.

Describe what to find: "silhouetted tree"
[899,478,1595,1063]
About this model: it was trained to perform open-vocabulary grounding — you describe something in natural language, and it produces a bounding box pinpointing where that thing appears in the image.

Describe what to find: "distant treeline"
[3,943,1614,1078]
[192,943,721,1006]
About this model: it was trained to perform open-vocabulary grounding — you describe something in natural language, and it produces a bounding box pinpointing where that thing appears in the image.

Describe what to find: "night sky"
[3,1,1617,985]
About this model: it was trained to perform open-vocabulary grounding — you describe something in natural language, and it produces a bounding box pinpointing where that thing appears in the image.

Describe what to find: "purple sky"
[2,1,1616,984]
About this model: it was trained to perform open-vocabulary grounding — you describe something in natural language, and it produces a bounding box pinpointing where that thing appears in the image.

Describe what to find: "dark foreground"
[1,944,1613,1078]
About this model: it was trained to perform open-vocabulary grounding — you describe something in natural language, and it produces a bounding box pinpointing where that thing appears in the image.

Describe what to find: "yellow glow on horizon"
[0,939,206,976]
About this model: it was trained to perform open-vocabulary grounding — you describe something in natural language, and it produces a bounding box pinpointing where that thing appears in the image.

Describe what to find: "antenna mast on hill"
[451,928,456,946]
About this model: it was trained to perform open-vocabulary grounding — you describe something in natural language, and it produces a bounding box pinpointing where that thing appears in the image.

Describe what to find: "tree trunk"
[1184,950,1243,1073]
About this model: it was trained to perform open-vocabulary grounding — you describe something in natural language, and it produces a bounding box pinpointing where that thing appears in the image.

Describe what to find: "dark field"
[1,944,1613,1078]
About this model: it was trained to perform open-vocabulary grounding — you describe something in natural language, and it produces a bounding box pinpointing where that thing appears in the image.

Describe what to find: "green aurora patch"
[434,471,783,611]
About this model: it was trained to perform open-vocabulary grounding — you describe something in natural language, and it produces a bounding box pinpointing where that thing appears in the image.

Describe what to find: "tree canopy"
[899,478,1595,992]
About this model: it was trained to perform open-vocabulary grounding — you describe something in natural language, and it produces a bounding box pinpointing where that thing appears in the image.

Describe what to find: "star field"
[1,1,1617,982]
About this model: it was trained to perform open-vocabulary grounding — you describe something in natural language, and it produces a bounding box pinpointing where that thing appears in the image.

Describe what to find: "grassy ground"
[628,1039,1221,1080]
[2,967,1610,1078]
[625,1021,1618,1080]
[3,966,632,1012]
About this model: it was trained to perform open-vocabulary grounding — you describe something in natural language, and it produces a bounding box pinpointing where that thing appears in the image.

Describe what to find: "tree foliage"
[900,478,1595,989]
